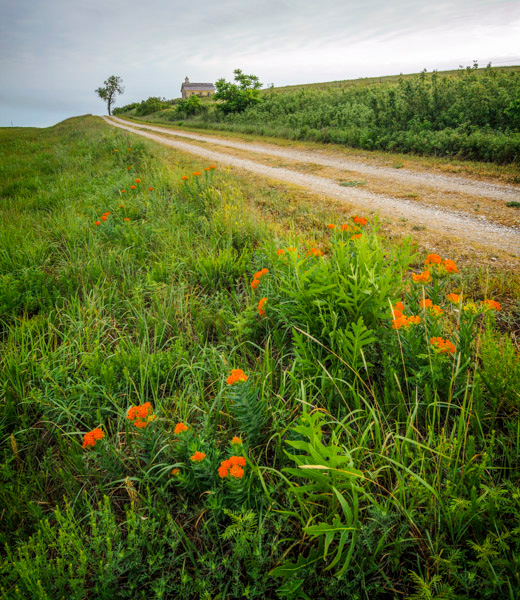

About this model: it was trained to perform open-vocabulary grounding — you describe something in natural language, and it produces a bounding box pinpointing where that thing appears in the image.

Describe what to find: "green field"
[1,116,519,599]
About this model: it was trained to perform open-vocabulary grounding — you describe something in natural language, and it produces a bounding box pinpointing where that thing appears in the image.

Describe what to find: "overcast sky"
[1,0,519,127]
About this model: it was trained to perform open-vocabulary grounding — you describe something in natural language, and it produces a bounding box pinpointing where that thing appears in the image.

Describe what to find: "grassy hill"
[1,116,520,599]
[264,64,520,94]
[115,64,520,164]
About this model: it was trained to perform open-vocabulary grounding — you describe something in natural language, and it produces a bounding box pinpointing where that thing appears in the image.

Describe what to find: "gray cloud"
[1,0,519,126]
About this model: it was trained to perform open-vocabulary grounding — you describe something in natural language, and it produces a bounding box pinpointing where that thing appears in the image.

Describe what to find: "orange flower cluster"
[148,187,154,191]
[424,253,442,265]
[423,254,458,274]
[307,247,323,257]
[190,451,206,462]
[446,293,462,303]
[327,224,336,229]
[277,249,285,256]
[353,216,368,226]
[231,436,242,445]
[251,267,268,289]
[352,233,362,240]
[430,337,456,354]
[182,175,189,181]
[95,211,111,225]
[135,178,141,183]
[193,171,201,176]
[226,369,248,385]
[443,259,458,274]
[218,455,246,479]
[481,299,501,311]
[82,428,104,449]
[174,422,189,434]
[131,185,136,190]
[121,189,126,193]
[127,402,156,429]
[419,298,443,316]
[171,468,180,476]
[412,271,432,284]
[391,302,421,330]
[258,297,267,316]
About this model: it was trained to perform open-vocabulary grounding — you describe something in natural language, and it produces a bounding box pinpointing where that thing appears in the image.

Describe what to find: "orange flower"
[287,246,297,253]
[430,305,443,316]
[218,456,246,478]
[340,224,351,231]
[419,298,433,309]
[113,149,118,152]
[412,270,431,284]
[120,204,124,208]
[131,185,136,190]
[174,422,189,434]
[392,314,421,329]
[128,148,131,151]
[148,187,153,191]
[251,278,260,290]
[307,247,323,257]
[226,369,248,385]
[121,190,126,193]
[135,178,141,183]
[352,234,362,239]
[127,167,131,170]
[229,465,244,478]
[82,427,104,449]
[327,224,336,229]
[193,171,201,176]
[103,212,110,216]
[277,249,285,256]
[394,301,405,313]
[182,175,189,181]
[205,167,211,171]
[95,221,101,226]
[171,468,180,476]
[253,268,268,280]
[209,165,216,170]
[353,216,367,226]
[190,451,206,462]
[127,402,155,428]
[124,218,130,222]
[446,293,461,303]
[430,337,456,354]
[101,216,108,222]
[231,436,242,445]
[424,254,442,265]
[443,259,458,274]
[482,299,501,311]
[258,297,267,317]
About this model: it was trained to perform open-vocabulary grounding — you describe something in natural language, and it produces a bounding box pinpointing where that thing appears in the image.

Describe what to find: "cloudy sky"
[1,0,519,127]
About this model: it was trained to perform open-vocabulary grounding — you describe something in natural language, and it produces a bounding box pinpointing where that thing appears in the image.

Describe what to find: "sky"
[1,0,519,127]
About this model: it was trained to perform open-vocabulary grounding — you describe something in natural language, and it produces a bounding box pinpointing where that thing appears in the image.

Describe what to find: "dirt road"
[104,116,520,257]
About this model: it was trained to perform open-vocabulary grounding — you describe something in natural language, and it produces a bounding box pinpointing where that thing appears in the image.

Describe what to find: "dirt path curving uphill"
[104,116,520,257]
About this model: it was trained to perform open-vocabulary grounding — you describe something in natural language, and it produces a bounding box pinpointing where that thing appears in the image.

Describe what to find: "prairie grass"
[0,116,519,599]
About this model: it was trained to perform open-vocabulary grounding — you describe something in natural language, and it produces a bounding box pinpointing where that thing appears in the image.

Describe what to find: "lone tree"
[95,76,124,116]
[214,69,262,115]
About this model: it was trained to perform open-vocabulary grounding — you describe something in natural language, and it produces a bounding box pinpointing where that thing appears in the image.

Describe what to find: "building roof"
[181,82,216,91]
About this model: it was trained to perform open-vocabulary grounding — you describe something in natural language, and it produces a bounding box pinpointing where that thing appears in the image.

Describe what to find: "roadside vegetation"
[115,64,520,164]
[1,116,519,599]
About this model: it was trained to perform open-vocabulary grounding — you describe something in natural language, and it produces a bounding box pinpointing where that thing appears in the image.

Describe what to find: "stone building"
[181,77,216,99]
